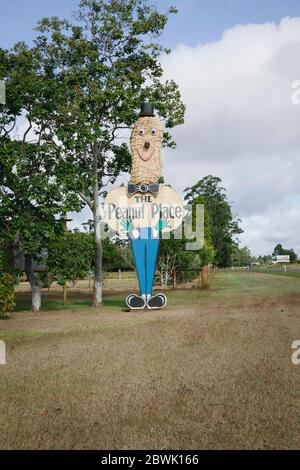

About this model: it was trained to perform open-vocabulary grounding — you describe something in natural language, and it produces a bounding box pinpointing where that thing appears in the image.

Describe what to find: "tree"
[272,244,284,257]
[102,238,131,273]
[0,273,15,319]
[0,43,82,310]
[157,234,198,286]
[117,241,136,271]
[0,239,4,272]
[230,245,251,267]
[258,254,273,265]
[25,0,185,306]
[47,231,94,286]
[272,244,297,263]
[190,194,215,267]
[184,175,243,267]
[0,139,81,310]
[240,246,251,267]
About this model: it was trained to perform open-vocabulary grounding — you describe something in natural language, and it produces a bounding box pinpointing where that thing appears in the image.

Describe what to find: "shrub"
[0,273,16,319]
[200,267,216,289]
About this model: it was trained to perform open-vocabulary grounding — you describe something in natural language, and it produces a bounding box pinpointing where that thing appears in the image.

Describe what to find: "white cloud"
[160,17,300,256]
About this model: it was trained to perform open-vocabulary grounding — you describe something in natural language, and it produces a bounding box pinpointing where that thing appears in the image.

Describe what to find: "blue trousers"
[130,227,160,296]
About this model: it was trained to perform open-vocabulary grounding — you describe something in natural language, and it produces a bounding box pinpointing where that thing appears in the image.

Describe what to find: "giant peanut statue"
[104,102,184,309]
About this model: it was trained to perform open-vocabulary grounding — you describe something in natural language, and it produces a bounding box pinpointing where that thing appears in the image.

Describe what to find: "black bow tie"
[127,182,159,197]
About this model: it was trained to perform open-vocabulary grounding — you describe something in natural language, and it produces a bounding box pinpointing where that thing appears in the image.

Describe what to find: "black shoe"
[147,293,167,309]
[126,294,146,310]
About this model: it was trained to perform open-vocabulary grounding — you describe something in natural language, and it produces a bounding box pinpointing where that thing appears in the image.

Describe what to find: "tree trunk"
[92,180,103,307]
[159,268,164,287]
[80,147,103,307]
[25,255,42,312]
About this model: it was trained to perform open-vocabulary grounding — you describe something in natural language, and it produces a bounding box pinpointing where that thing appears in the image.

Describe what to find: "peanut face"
[130,116,164,184]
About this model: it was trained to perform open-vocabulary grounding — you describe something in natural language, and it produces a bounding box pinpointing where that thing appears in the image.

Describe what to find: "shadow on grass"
[15,290,126,312]
[102,298,126,308]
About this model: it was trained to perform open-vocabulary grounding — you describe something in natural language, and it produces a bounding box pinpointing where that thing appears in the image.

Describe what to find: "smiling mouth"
[137,148,155,161]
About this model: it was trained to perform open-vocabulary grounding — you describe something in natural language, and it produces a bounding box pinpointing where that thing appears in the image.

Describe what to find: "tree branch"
[22,117,33,144]
[79,191,93,209]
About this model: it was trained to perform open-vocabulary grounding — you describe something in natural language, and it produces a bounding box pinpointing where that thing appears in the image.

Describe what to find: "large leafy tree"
[157,201,215,286]
[258,254,273,265]
[0,138,81,311]
[272,244,297,263]
[47,231,95,287]
[0,44,82,311]
[102,238,131,272]
[185,175,243,267]
[23,0,185,306]
[189,193,215,267]
[230,245,251,267]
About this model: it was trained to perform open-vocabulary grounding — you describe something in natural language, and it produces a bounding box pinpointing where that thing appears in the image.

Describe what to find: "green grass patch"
[253,269,300,279]
[13,269,300,313]
[0,329,44,345]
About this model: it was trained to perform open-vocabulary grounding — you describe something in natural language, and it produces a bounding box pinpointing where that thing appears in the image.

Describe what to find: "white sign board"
[104,186,184,233]
[0,340,6,365]
[276,255,290,263]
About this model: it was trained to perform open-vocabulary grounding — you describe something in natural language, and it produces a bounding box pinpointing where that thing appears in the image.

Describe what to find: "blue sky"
[1,0,300,49]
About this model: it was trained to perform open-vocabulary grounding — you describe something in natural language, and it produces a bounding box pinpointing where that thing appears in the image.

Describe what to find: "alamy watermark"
[0,80,5,105]
[101,202,205,251]
[0,340,6,365]
[291,340,300,365]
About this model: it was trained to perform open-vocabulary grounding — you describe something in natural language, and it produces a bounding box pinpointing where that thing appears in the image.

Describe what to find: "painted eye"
[151,128,157,136]
[139,129,145,136]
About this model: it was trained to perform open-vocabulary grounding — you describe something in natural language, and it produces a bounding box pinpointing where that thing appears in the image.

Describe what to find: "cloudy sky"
[1,0,300,256]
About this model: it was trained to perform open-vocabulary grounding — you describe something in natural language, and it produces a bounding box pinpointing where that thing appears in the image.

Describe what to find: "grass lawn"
[0,271,299,449]
[253,269,300,279]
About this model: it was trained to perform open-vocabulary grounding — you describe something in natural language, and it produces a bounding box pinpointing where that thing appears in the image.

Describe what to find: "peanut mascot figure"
[104,102,183,310]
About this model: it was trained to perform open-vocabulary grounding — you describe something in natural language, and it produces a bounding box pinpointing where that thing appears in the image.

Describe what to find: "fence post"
[199,268,204,289]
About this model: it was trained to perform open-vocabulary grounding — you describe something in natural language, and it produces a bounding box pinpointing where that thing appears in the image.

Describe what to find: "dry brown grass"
[0,271,300,450]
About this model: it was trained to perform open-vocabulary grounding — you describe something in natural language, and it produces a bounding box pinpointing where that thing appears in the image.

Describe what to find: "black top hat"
[139,102,155,117]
